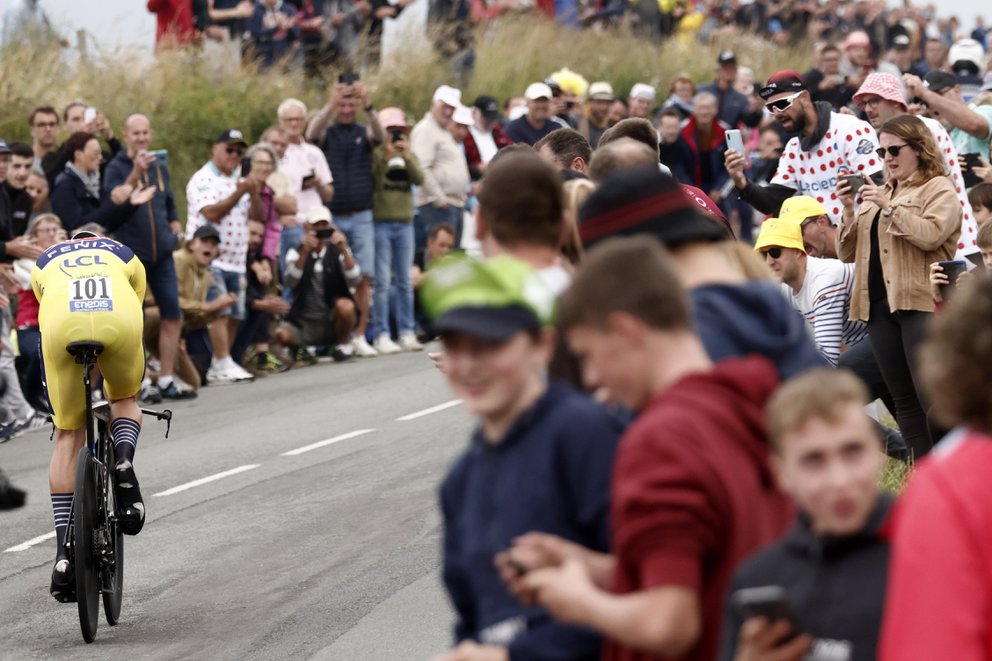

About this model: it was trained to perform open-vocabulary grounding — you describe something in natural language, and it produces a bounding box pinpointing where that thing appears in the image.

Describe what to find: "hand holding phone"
[841,173,866,197]
[725,129,744,155]
[732,586,805,641]
[936,259,968,301]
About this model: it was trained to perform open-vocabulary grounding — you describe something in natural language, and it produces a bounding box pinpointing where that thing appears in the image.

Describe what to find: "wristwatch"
[882,205,895,217]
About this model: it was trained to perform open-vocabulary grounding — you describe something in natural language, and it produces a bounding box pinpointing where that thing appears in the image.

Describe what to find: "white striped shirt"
[785,257,867,366]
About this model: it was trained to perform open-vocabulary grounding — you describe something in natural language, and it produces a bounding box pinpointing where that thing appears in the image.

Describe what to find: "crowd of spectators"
[2,1,992,659]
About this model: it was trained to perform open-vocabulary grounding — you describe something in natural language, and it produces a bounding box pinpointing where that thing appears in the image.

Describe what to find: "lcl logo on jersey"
[58,254,108,277]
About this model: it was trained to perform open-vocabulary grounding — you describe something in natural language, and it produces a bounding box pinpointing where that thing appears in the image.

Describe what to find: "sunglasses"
[765,91,803,113]
[226,146,245,155]
[876,144,910,159]
[760,247,783,259]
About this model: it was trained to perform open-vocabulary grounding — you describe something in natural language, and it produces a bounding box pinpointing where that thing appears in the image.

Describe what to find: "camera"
[315,228,334,240]
[339,71,360,85]
[390,127,405,143]
[386,130,409,182]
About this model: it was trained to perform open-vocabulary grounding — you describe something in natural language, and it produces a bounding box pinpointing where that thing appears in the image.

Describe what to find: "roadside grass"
[0,19,808,215]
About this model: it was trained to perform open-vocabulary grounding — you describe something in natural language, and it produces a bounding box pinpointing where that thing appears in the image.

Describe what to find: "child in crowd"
[423,254,622,661]
[501,238,793,661]
[930,222,992,303]
[721,368,891,661]
[967,182,992,226]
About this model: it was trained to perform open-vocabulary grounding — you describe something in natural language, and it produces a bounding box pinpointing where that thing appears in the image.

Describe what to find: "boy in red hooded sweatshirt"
[499,237,793,661]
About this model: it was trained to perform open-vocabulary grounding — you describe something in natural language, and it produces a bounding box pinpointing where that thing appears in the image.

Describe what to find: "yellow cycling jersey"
[31,237,147,430]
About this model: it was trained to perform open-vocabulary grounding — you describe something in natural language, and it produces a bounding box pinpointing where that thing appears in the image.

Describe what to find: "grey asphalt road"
[0,351,468,660]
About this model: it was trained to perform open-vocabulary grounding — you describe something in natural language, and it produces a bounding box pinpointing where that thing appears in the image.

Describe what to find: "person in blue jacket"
[247,0,301,69]
[421,254,623,661]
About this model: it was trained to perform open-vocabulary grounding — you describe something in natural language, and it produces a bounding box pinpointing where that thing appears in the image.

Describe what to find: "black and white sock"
[51,492,73,562]
[111,418,141,465]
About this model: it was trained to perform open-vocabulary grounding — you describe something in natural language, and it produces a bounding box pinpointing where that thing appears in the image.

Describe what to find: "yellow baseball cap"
[754,218,806,254]
[778,196,827,223]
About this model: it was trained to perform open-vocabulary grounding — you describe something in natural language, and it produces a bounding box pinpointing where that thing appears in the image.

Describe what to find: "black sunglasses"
[876,144,910,159]
[760,247,783,259]
[226,146,245,155]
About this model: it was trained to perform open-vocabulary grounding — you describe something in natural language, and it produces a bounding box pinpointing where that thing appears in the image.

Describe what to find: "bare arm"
[905,74,991,140]
[200,180,250,223]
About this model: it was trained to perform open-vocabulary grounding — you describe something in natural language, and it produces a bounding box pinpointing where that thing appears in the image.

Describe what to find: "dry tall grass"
[0,18,807,214]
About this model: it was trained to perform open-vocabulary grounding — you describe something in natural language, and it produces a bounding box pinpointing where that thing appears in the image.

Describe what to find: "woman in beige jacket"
[837,114,961,459]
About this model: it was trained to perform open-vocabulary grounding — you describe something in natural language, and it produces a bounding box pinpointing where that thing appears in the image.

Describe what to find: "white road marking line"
[3,531,56,554]
[280,429,375,457]
[152,464,261,497]
[396,400,463,421]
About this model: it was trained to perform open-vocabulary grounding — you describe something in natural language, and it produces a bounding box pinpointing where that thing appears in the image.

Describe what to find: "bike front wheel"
[74,447,99,643]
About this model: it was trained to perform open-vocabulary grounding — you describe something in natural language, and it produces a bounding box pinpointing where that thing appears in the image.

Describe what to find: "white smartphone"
[83,107,97,124]
[726,129,744,155]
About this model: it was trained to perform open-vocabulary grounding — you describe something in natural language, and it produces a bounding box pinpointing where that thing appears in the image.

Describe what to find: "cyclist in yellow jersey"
[31,231,148,602]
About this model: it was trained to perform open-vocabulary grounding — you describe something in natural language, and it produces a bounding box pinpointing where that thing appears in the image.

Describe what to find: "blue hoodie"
[441,382,622,660]
[103,151,179,264]
[691,281,826,380]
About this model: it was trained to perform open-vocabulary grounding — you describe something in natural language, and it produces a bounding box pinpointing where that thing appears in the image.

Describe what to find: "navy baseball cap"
[214,129,247,147]
[0,139,11,154]
[193,225,221,243]
[759,70,807,100]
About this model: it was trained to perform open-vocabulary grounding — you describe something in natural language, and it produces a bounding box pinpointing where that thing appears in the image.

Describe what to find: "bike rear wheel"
[102,443,124,626]
[74,447,100,643]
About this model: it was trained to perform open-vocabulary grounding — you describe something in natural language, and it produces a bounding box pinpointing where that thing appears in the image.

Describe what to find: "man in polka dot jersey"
[853,72,981,262]
[726,70,883,224]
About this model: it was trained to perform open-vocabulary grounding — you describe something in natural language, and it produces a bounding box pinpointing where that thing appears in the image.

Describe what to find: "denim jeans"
[415,204,463,253]
[16,326,49,413]
[373,221,415,336]
[334,210,375,278]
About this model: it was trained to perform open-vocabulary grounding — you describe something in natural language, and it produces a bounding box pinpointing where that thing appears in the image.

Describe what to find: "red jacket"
[880,428,992,661]
[147,0,195,48]
[605,357,794,661]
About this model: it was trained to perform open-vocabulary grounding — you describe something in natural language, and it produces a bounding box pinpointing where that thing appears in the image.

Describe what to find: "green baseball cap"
[420,254,556,342]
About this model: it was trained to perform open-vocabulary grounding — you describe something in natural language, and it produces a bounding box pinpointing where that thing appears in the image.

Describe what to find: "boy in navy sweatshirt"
[422,254,623,661]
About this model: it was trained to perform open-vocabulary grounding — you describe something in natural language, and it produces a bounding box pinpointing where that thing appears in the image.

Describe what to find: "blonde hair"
[28,213,62,236]
[561,179,595,265]
[767,368,871,451]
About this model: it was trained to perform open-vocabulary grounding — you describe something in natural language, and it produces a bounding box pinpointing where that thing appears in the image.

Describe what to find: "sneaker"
[374,334,402,355]
[114,460,145,536]
[14,412,51,435]
[398,332,424,352]
[331,347,355,363]
[206,364,255,385]
[140,382,163,404]
[0,421,22,444]
[50,559,76,603]
[158,381,198,400]
[352,335,379,358]
[261,352,291,374]
[290,345,317,367]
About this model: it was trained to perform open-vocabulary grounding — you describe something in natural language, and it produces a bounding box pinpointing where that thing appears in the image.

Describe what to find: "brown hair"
[598,118,660,159]
[668,74,696,96]
[488,143,535,168]
[766,368,871,451]
[977,221,992,248]
[878,115,946,180]
[534,128,592,170]
[588,138,658,183]
[968,182,992,214]
[478,152,563,249]
[64,132,97,161]
[29,106,58,126]
[919,274,992,433]
[557,236,692,333]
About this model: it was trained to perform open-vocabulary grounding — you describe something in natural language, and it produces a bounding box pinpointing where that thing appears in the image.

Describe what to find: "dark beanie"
[578,166,730,249]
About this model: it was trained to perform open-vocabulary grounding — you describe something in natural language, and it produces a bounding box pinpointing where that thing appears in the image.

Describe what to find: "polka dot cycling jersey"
[771,111,883,224]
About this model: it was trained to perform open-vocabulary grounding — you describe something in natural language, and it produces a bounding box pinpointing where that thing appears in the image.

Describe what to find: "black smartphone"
[339,71,360,85]
[731,586,805,641]
[315,228,333,240]
[841,173,866,197]
[390,127,405,142]
[937,259,968,300]
[302,170,316,184]
[961,153,983,189]
[241,156,252,178]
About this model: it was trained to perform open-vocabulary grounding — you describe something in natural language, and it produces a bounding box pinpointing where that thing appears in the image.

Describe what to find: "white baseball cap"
[452,104,474,126]
[305,205,332,224]
[524,82,554,101]
[433,85,462,108]
[630,83,657,101]
[587,81,615,100]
